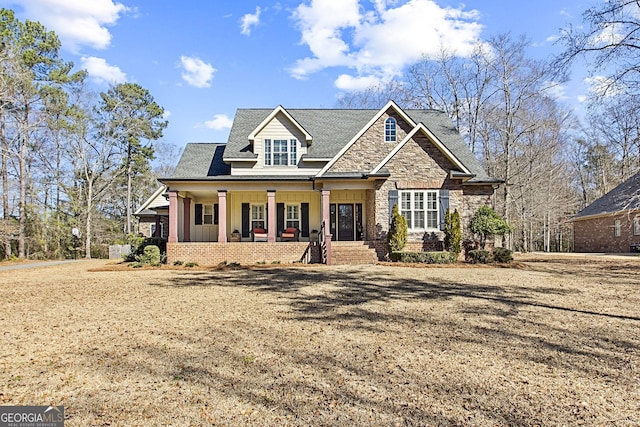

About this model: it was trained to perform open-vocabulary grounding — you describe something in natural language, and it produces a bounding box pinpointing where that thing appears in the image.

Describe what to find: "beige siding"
[233,112,320,176]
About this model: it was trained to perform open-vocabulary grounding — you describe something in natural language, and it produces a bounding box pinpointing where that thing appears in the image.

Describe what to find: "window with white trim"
[286,204,300,229]
[385,117,397,142]
[614,219,621,237]
[251,204,265,230]
[400,190,438,230]
[634,217,640,235]
[264,139,297,166]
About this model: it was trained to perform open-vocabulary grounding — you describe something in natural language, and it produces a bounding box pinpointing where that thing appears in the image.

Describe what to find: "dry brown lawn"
[1,255,639,426]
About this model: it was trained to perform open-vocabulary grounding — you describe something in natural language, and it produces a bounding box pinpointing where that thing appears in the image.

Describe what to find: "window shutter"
[277,203,285,234]
[214,203,219,225]
[388,190,398,224]
[195,204,203,225]
[301,203,309,237]
[439,189,449,231]
[241,203,250,237]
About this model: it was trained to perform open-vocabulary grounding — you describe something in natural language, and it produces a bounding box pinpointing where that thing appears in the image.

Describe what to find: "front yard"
[1,255,639,426]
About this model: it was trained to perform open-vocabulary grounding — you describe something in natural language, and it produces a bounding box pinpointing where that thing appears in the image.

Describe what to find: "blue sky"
[2,0,593,150]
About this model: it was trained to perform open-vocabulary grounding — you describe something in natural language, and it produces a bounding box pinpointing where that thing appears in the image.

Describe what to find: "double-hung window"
[614,219,621,237]
[634,217,640,236]
[251,204,265,230]
[286,204,300,229]
[400,190,438,230]
[264,139,297,166]
[195,203,218,225]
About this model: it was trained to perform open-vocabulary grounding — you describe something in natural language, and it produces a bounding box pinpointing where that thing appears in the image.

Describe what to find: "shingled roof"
[224,107,495,183]
[166,107,497,183]
[574,171,640,219]
[170,143,230,179]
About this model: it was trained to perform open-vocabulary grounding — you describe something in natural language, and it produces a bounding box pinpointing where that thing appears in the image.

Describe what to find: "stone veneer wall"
[329,111,413,173]
[573,211,640,252]
[138,216,169,239]
[167,242,310,265]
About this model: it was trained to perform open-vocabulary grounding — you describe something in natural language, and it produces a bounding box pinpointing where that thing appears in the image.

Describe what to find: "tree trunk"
[126,143,132,234]
[18,133,27,258]
[85,179,92,259]
[1,117,11,258]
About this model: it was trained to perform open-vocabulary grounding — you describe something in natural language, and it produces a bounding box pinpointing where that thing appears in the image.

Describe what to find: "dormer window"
[385,117,397,142]
[264,139,297,166]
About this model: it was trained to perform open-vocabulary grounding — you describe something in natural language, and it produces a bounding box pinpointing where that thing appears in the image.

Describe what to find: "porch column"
[183,197,191,242]
[321,189,332,265]
[217,190,227,243]
[168,190,178,243]
[154,216,161,237]
[267,190,276,242]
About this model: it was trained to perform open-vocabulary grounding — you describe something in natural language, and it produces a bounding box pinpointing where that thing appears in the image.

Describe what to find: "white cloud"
[204,114,233,130]
[180,56,216,88]
[584,75,620,98]
[335,74,385,90]
[240,7,261,36]
[543,81,567,101]
[13,0,129,52]
[162,110,171,120]
[81,56,127,84]
[290,0,483,88]
[591,22,624,47]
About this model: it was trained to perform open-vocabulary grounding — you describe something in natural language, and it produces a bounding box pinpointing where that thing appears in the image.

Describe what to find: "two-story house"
[160,101,500,265]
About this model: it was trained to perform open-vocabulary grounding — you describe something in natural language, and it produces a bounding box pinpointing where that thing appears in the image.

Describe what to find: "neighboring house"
[159,101,500,265]
[134,185,169,239]
[573,171,640,253]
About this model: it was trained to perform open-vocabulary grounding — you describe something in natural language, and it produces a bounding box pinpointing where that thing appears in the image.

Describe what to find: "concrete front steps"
[330,241,379,265]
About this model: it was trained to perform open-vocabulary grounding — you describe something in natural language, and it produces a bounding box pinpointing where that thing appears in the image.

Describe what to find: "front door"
[330,203,363,241]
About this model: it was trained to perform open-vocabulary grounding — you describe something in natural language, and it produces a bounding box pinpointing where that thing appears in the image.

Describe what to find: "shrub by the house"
[387,204,407,254]
[444,208,462,256]
[390,251,458,264]
[467,249,492,264]
[469,206,512,249]
[492,247,513,263]
[137,245,161,266]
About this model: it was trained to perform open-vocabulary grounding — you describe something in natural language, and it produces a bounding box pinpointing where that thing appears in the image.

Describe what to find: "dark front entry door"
[338,204,354,241]
[330,203,362,241]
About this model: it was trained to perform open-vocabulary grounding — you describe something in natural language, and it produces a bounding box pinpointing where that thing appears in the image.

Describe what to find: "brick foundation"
[167,242,311,266]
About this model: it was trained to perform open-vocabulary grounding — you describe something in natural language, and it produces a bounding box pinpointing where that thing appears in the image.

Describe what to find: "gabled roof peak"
[247,105,313,142]
[370,122,470,176]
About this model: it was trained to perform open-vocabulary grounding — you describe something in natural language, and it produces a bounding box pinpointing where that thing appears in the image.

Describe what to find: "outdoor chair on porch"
[281,227,299,242]
[252,227,268,242]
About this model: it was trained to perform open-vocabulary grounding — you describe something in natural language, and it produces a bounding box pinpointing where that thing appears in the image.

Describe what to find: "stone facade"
[329,112,412,172]
[573,211,640,252]
[138,215,169,239]
[371,132,494,244]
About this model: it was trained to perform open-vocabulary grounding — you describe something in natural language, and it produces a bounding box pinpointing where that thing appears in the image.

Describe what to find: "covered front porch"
[164,179,380,265]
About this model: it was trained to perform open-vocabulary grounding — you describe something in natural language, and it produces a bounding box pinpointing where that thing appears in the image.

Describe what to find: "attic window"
[385,117,397,142]
[264,139,297,166]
